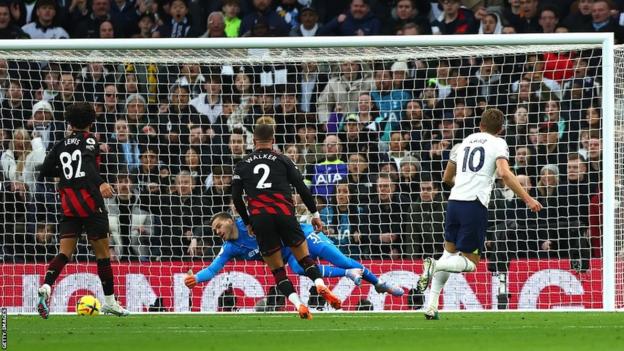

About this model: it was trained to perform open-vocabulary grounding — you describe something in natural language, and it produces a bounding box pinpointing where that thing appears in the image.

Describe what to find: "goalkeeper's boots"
[418,257,437,292]
[298,304,313,320]
[37,284,51,319]
[375,282,404,297]
[102,302,130,317]
[345,268,363,286]
[316,285,342,310]
[424,306,439,320]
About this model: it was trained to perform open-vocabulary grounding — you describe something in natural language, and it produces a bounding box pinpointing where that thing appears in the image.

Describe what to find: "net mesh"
[0,42,609,312]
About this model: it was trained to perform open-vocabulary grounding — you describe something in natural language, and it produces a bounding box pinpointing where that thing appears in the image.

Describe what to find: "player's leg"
[37,236,78,319]
[88,214,129,316]
[289,241,342,309]
[254,215,311,319]
[89,238,129,316]
[316,243,404,296]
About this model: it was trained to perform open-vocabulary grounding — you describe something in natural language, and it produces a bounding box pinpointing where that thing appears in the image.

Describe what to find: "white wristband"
[312,211,321,219]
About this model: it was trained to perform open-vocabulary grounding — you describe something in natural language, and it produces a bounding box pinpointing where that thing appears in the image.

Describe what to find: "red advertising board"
[0,259,603,312]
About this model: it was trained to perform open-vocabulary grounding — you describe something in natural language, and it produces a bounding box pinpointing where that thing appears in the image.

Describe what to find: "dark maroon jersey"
[39,131,106,218]
[231,148,317,225]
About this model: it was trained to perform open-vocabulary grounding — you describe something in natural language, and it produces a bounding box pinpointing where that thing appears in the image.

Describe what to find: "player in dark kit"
[36,103,129,318]
[228,116,341,319]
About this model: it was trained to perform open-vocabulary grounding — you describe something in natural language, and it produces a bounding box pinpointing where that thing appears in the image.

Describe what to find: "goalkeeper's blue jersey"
[195,218,331,283]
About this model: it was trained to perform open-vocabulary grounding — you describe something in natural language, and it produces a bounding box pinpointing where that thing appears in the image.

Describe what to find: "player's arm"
[37,145,60,179]
[442,160,456,187]
[231,164,250,226]
[496,158,542,212]
[188,246,235,287]
[83,141,113,198]
[284,156,317,214]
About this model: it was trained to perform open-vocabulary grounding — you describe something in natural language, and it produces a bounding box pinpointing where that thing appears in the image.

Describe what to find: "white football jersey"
[449,132,509,207]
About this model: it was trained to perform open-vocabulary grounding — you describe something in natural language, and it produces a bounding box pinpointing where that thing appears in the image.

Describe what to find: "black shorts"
[59,213,110,240]
[250,214,306,256]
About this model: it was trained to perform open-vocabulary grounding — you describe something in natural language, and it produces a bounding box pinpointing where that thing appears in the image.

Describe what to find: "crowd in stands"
[0,0,607,271]
[0,0,622,42]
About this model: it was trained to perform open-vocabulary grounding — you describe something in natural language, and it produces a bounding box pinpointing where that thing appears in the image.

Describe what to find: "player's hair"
[211,211,234,225]
[65,102,96,129]
[254,116,275,142]
[480,108,505,134]
[568,152,587,163]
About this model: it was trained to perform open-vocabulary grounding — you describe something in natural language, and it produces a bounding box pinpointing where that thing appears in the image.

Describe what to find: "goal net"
[0,36,616,313]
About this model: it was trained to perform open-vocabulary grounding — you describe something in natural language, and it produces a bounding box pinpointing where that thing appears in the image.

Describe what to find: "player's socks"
[298,256,324,283]
[97,258,115,296]
[318,265,347,278]
[287,293,303,309]
[271,266,298,302]
[435,255,476,273]
[44,253,69,286]
[428,271,450,310]
[362,268,379,285]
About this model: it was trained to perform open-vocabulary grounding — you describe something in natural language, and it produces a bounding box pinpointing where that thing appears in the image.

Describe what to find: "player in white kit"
[417,108,542,320]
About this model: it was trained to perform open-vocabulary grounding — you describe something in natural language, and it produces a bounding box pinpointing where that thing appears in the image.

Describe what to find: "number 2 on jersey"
[461,146,485,172]
[253,164,272,189]
[59,150,85,180]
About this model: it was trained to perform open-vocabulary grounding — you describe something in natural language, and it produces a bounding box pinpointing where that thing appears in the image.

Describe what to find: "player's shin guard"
[272,266,302,308]
[97,258,115,296]
[44,253,69,286]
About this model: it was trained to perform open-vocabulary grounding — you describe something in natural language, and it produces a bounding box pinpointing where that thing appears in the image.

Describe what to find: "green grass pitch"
[7,312,624,351]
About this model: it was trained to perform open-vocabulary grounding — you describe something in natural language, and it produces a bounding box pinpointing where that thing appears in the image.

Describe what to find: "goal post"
[0,33,617,313]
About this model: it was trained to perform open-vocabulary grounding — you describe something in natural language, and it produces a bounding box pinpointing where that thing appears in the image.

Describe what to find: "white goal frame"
[0,32,616,312]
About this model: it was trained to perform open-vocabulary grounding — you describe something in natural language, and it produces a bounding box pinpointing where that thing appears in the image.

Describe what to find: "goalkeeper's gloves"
[184,272,197,289]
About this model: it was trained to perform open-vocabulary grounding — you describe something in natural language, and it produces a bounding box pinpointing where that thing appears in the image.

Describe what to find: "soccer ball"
[76,295,101,316]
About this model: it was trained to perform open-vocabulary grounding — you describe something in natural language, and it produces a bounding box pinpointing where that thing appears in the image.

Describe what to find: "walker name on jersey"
[244,154,278,163]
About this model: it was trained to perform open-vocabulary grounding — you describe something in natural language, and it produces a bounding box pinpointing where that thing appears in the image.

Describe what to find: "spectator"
[582,0,624,43]
[105,118,141,177]
[502,0,523,32]
[52,72,80,120]
[359,174,409,259]
[222,0,242,37]
[276,0,301,30]
[310,134,348,199]
[317,60,374,124]
[344,152,372,199]
[106,174,152,261]
[111,0,140,37]
[319,0,381,36]
[0,2,29,39]
[535,122,568,175]
[1,128,45,198]
[506,105,530,150]
[296,62,328,113]
[474,57,505,106]
[512,145,537,180]
[158,84,201,164]
[560,153,591,227]
[239,0,290,36]
[1,79,30,131]
[562,0,593,32]
[202,165,232,218]
[78,62,111,102]
[338,113,379,165]
[478,12,502,34]
[133,13,156,38]
[72,0,118,38]
[400,100,430,156]
[156,0,193,38]
[385,0,431,35]
[190,72,223,126]
[371,63,411,147]
[99,19,115,38]
[296,122,323,165]
[135,145,170,196]
[176,63,205,99]
[404,173,445,258]
[273,86,298,146]
[324,180,361,254]
[201,11,227,38]
[385,130,416,173]
[397,155,420,202]
[290,6,322,36]
[515,0,540,33]
[431,0,478,35]
[26,100,65,150]
[586,129,601,185]
[538,5,560,33]
[21,0,69,39]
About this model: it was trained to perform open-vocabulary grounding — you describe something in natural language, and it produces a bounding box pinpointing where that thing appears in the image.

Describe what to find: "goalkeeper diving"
[184,212,404,305]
